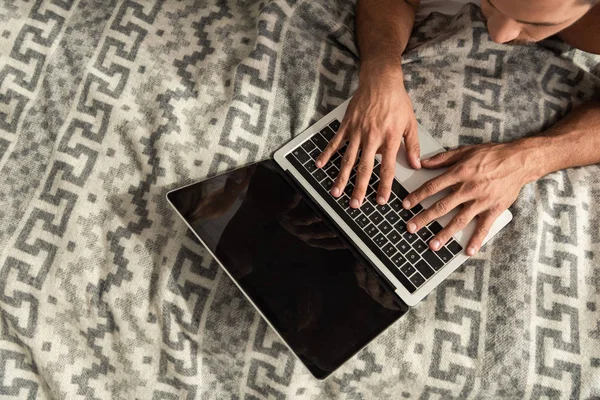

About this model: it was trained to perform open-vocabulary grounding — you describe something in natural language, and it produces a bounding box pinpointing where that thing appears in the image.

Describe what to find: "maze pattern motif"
[0,1,599,399]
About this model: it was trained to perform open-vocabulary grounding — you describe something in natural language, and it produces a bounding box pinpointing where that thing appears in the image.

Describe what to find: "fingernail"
[315,159,322,168]
[467,247,476,256]
[402,199,411,209]
[350,199,360,208]
[416,158,422,168]
[431,239,440,250]
[408,222,416,233]
[331,187,340,197]
[377,196,385,205]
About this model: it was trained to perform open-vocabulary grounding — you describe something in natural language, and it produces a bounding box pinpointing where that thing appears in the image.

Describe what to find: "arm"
[316,0,422,210]
[356,0,420,74]
[558,4,600,55]
[401,100,600,256]
[522,100,600,178]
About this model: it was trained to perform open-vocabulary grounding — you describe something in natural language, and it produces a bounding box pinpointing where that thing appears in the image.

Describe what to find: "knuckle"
[379,164,395,177]
[476,225,490,237]
[434,200,448,215]
[341,155,354,165]
[357,163,370,174]
[377,183,392,193]
[424,180,438,194]
[453,214,469,228]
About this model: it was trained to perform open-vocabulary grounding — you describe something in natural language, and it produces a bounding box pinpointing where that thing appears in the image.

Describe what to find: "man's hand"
[402,141,539,256]
[315,69,422,209]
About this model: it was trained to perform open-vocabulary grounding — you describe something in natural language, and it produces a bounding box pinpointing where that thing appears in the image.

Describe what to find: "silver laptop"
[167,98,512,379]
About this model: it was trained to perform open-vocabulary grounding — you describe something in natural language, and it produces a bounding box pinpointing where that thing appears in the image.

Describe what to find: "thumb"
[421,146,469,168]
[403,127,421,170]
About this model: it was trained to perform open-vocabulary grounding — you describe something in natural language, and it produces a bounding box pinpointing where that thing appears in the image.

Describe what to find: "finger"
[429,204,479,251]
[421,146,470,169]
[376,143,400,204]
[466,211,500,256]
[331,139,360,198]
[350,144,377,208]
[403,125,421,170]
[316,124,347,168]
[406,192,471,234]
[402,172,461,210]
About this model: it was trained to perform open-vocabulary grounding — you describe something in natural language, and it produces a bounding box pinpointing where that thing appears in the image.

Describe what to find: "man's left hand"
[401,141,539,256]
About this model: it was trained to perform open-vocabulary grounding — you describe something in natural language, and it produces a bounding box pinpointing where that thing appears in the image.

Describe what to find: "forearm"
[356,0,419,79]
[519,100,600,181]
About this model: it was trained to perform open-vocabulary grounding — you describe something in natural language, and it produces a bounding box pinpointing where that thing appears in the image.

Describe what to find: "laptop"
[166,98,512,379]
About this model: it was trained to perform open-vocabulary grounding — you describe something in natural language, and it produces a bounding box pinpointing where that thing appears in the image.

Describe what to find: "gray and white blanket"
[0,0,599,398]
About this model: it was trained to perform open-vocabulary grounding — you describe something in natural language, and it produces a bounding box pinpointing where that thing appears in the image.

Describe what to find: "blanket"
[0,0,599,398]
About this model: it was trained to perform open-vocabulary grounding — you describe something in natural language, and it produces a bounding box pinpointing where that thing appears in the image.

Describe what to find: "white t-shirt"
[414,0,481,22]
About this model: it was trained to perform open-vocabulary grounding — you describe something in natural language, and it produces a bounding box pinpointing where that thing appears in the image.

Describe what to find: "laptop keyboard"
[286,119,463,294]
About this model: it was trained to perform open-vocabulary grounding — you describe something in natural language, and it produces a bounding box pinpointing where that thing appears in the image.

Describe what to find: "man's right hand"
[315,67,421,209]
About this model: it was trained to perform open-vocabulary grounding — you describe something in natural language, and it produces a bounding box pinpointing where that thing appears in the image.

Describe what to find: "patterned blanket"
[1,0,599,398]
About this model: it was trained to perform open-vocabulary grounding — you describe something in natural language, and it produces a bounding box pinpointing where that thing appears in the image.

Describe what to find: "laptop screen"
[167,160,407,379]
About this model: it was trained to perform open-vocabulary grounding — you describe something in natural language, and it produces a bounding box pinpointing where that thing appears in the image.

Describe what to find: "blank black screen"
[167,160,407,379]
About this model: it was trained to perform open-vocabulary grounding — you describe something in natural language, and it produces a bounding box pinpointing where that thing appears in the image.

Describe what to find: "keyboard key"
[370,211,383,225]
[312,133,328,150]
[399,208,414,221]
[413,239,428,254]
[322,177,334,191]
[373,233,388,248]
[313,168,327,182]
[361,202,375,216]
[366,185,376,197]
[292,147,310,164]
[378,220,393,235]
[385,211,400,225]
[344,182,355,196]
[365,223,379,238]
[435,247,454,264]
[403,231,419,244]
[309,148,321,160]
[409,272,426,288]
[400,263,416,277]
[390,199,403,213]
[356,214,369,228]
[396,239,411,253]
[320,126,335,141]
[332,155,342,169]
[429,221,443,234]
[447,240,463,255]
[414,260,434,279]
[391,253,406,268]
[382,243,397,257]
[337,195,350,209]
[305,161,317,173]
[347,207,361,219]
[329,119,341,131]
[412,203,424,214]
[392,180,409,199]
[301,140,316,153]
[417,227,433,242]
[386,229,402,243]
[325,165,339,179]
[369,174,378,186]
[372,164,381,177]
[422,250,444,270]
[395,221,407,234]
[406,249,420,264]
[375,203,391,215]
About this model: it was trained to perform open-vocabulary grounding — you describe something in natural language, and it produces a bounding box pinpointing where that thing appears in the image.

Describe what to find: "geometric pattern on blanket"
[0,0,599,398]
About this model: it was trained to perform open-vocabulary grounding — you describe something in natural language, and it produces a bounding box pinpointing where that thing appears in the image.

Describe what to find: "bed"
[0,0,599,398]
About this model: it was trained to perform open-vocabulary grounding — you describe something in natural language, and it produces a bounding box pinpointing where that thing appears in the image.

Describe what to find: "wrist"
[513,136,557,183]
[359,57,405,85]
